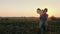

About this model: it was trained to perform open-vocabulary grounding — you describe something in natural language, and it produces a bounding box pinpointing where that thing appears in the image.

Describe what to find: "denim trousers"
[39,20,48,31]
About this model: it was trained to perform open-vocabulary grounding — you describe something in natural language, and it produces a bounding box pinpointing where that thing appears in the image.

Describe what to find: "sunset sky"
[0,0,60,17]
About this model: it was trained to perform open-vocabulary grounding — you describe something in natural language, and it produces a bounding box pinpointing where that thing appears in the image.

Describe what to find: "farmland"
[0,17,60,34]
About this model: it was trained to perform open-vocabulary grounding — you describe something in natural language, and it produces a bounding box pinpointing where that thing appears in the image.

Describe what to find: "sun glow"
[47,8,55,17]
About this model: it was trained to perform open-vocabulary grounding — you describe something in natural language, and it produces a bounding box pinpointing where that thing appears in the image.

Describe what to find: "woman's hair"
[44,8,48,12]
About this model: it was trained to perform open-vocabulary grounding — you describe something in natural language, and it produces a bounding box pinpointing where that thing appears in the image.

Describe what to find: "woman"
[37,8,48,34]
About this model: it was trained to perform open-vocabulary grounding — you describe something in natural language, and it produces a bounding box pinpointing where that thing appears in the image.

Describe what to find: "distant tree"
[5,18,8,20]
[50,16,56,20]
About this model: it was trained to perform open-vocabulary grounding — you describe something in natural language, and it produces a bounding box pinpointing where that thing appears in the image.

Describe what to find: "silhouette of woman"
[37,8,48,34]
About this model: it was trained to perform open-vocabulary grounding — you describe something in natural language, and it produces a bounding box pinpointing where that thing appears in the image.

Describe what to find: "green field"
[0,17,60,34]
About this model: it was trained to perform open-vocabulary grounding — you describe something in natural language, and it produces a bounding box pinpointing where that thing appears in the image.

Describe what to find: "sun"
[47,8,55,17]
[47,10,52,17]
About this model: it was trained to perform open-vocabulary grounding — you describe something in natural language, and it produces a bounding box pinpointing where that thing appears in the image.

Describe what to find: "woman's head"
[44,8,48,12]
[43,8,48,14]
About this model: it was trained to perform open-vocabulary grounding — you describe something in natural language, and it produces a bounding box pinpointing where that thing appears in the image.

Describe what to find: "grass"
[0,17,60,34]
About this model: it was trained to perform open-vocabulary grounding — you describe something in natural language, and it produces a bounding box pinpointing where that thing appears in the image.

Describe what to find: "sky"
[0,0,60,17]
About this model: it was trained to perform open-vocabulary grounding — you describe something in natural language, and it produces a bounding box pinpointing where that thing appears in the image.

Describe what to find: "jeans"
[39,20,48,31]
